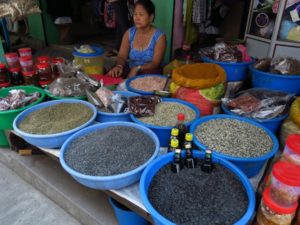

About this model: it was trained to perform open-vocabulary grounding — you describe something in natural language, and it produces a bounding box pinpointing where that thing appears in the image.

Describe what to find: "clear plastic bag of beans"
[222,88,294,121]
[128,96,161,117]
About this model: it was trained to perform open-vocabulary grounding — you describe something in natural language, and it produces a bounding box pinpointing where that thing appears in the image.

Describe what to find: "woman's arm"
[108,30,130,77]
[128,34,167,77]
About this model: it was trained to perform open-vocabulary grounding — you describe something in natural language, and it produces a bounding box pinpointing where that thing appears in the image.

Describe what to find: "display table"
[39,146,267,222]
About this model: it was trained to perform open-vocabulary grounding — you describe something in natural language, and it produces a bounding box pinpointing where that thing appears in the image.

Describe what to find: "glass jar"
[23,71,39,86]
[9,67,24,85]
[36,63,53,84]
[52,57,64,79]
[270,161,300,207]
[19,56,33,72]
[281,134,300,165]
[5,52,19,68]
[36,56,50,64]
[0,63,9,83]
[18,48,32,57]
[256,188,297,225]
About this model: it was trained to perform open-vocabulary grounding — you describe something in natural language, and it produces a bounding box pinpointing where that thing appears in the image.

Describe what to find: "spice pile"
[18,103,93,134]
[0,89,40,111]
[130,76,167,92]
[148,161,248,225]
[64,126,156,176]
[195,118,274,158]
[138,102,196,126]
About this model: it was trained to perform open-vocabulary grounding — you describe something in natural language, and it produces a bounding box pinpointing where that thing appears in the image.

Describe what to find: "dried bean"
[195,118,273,158]
[64,126,156,176]
[130,76,167,92]
[149,161,248,225]
[138,102,196,126]
[19,103,93,134]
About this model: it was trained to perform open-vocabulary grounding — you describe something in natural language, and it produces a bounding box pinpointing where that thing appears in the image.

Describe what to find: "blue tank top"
[128,26,164,68]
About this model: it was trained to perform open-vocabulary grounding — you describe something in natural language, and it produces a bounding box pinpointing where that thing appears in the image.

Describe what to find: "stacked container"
[256,188,297,225]
[281,134,300,165]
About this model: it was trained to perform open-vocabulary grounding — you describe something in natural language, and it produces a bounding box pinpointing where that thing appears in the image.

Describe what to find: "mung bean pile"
[138,102,196,126]
[149,161,248,225]
[64,126,156,176]
[195,118,273,158]
[19,103,93,134]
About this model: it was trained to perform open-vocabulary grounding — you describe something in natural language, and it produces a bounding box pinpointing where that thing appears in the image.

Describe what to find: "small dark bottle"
[175,113,188,148]
[171,148,184,173]
[201,149,214,173]
[9,67,24,85]
[184,133,196,169]
[168,128,179,152]
[168,138,179,153]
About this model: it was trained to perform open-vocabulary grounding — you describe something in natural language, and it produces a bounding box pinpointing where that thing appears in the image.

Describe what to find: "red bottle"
[175,113,188,148]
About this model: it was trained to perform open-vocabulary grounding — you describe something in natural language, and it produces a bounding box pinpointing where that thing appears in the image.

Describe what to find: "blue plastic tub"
[126,74,168,95]
[190,114,279,177]
[109,197,148,225]
[140,151,256,225]
[249,65,300,95]
[96,91,140,122]
[221,103,288,134]
[13,99,97,149]
[130,98,200,147]
[203,57,253,82]
[59,121,160,190]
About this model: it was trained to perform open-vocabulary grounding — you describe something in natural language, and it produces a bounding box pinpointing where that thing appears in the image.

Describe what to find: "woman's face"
[133,4,154,29]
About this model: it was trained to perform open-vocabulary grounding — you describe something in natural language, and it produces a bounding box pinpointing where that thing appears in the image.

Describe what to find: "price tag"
[290,8,300,22]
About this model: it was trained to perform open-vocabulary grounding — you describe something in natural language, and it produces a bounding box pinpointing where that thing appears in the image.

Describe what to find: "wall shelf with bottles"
[245,0,300,59]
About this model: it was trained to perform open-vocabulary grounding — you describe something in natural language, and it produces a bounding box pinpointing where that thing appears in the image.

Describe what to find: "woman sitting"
[108,0,166,78]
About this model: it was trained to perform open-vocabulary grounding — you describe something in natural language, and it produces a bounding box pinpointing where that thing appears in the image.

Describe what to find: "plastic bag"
[95,86,114,108]
[162,59,185,75]
[0,89,40,111]
[0,0,41,21]
[290,97,300,127]
[86,90,104,108]
[270,57,300,75]
[172,63,226,89]
[254,58,272,72]
[128,96,161,117]
[280,119,300,149]
[48,77,87,97]
[222,88,294,121]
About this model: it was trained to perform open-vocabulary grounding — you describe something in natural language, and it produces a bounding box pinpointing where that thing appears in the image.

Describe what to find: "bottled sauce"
[37,55,50,64]
[18,48,32,57]
[36,63,53,86]
[169,139,179,153]
[23,71,39,86]
[5,52,19,68]
[184,133,196,169]
[201,149,214,173]
[9,67,24,85]
[168,128,179,152]
[175,113,188,148]
[19,56,33,72]
[256,188,297,225]
[171,148,184,173]
[0,63,9,84]
[52,57,64,79]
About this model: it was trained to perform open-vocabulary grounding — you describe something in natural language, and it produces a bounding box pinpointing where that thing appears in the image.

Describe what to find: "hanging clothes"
[184,0,198,46]
[173,0,185,51]
[192,0,206,33]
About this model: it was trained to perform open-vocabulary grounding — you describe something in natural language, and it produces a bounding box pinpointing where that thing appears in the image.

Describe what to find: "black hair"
[134,0,155,16]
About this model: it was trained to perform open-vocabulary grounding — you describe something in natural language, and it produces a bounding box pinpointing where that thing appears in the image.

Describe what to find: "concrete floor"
[0,161,81,225]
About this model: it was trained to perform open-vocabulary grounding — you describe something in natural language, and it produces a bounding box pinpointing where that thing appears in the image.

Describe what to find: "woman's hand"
[108,65,123,77]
